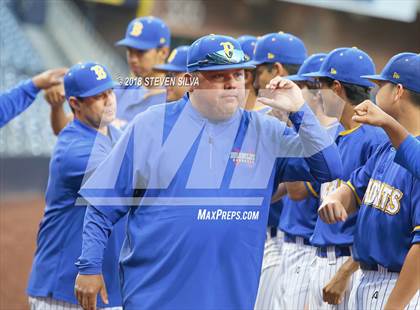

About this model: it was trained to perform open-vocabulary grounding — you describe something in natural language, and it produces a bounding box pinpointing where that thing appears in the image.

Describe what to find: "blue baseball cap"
[286,53,327,82]
[64,62,118,99]
[361,53,420,93]
[303,47,376,88]
[187,34,255,72]
[249,32,307,66]
[237,35,257,61]
[154,45,189,72]
[116,16,170,50]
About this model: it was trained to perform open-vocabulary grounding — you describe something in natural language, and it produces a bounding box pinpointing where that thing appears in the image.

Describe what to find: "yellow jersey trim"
[306,182,319,198]
[345,181,362,205]
[339,125,362,136]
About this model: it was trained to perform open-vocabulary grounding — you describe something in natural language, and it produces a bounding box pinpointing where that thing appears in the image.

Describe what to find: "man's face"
[191,69,246,121]
[318,79,344,118]
[126,47,159,78]
[165,71,189,102]
[375,82,396,115]
[78,89,116,128]
[254,64,277,91]
[296,80,322,113]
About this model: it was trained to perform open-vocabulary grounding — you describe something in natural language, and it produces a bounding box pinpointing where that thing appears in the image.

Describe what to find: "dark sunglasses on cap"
[187,49,246,68]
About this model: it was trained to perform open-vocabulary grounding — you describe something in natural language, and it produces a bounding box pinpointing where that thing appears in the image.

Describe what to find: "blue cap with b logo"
[286,53,327,82]
[64,62,118,99]
[187,34,255,72]
[237,35,257,62]
[303,47,376,87]
[116,16,170,50]
[361,53,419,93]
[154,45,189,72]
[249,32,307,66]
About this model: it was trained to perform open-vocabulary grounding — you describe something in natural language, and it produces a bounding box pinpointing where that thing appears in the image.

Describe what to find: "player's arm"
[384,244,420,310]
[271,182,286,203]
[394,135,420,179]
[44,83,73,135]
[259,77,343,183]
[323,257,360,305]
[353,99,408,148]
[318,184,357,224]
[75,122,144,310]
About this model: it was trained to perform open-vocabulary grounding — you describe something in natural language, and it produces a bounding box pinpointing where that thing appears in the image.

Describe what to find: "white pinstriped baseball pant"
[28,297,122,310]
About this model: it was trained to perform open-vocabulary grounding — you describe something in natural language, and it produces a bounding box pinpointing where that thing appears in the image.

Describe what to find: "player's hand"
[256,77,305,113]
[32,67,68,90]
[75,273,108,310]
[44,83,65,108]
[318,199,348,224]
[352,100,391,127]
[322,270,351,305]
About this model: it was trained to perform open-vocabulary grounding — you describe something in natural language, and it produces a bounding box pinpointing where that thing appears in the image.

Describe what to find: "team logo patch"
[330,68,337,75]
[90,65,107,80]
[230,148,256,166]
[393,72,400,79]
[267,52,275,59]
[130,21,143,37]
[220,42,234,58]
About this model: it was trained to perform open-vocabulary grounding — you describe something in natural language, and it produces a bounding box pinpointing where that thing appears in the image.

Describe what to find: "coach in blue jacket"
[75,34,343,310]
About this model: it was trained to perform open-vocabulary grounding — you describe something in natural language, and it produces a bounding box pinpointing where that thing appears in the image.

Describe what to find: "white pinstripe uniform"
[275,237,316,309]
[308,248,361,310]
[254,229,284,310]
[348,269,420,310]
[28,297,122,310]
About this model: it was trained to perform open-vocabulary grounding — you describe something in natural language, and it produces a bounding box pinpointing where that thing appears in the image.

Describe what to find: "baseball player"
[318,53,420,309]
[115,16,170,123]
[274,53,340,310]
[250,32,307,91]
[300,47,388,309]
[237,35,259,110]
[0,68,66,128]
[45,16,171,134]
[73,34,342,310]
[27,62,125,310]
[250,32,307,310]
[153,45,189,102]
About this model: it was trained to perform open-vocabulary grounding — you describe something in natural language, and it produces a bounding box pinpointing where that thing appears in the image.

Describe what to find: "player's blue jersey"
[27,119,125,307]
[77,94,342,309]
[278,122,340,239]
[395,134,420,179]
[115,85,166,123]
[279,185,319,239]
[348,137,420,271]
[0,79,40,128]
[311,125,387,247]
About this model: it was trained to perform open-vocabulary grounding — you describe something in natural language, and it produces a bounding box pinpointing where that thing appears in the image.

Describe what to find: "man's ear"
[393,83,405,102]
[68,97,81,112]
[274,62,287,77]
[157,47,170,64]
[184,73,196,92]
[331,80,344,97]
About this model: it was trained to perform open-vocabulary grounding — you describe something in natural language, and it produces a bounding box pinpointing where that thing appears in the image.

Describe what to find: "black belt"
[284,233,311,245]
[269,226,277,237]
[360,262,400,273]
[316,246,351,258]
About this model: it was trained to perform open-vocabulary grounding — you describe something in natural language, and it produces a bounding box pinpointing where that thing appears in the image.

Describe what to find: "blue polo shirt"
[27,119,125,307]
[77,95,342,309]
